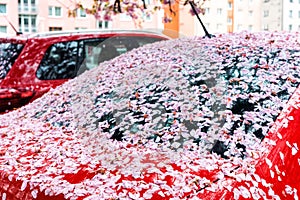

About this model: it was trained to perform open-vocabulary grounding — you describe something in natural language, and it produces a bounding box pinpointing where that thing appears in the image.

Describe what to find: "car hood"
[0,31,300,199]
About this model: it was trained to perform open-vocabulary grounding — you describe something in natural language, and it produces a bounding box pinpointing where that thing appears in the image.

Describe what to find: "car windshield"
[0,42,24,79]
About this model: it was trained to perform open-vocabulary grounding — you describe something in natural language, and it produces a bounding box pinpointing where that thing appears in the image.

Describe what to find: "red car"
[0,30,169,113]
[0,31,300,200]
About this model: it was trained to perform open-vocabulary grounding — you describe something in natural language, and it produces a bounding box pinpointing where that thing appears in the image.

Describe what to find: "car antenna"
[188,1,214,38]
[6,17,23,36]
[0,8,23,35]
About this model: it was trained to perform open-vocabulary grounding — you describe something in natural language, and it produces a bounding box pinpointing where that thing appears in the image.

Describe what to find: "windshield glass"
[0,42,24,79]
[21,32,300,159]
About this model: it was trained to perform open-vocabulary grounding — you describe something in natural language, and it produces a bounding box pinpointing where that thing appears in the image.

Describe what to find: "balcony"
[18,5,38,14]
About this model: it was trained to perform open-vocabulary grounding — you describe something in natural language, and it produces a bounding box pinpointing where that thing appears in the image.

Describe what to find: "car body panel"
[256,87,300,199]
[0,31,300,199]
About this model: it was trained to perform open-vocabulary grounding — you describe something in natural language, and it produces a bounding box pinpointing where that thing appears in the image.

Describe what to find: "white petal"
[21,180,27,191]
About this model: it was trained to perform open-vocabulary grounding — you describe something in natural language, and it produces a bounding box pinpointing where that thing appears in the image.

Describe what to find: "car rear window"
[31,38,300,160]
[89,45,300,158]
[0,42,24,79]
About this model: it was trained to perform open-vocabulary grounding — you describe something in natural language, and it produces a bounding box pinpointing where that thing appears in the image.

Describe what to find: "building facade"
[1,0,300,37]
[262,0,300,32]
[172,0,300,37]
[233,0,262,32]
[0,0,164,35]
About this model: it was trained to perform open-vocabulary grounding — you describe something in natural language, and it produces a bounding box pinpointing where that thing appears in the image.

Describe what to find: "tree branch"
[113,0,122,13]
[142,0,147,9]
[168,0,176,16]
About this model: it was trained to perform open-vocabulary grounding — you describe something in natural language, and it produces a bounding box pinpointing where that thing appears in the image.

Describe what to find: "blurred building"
[0,0,164,35]
[1,0,300,36]
[262,0,300,32]
[168,0,300,37]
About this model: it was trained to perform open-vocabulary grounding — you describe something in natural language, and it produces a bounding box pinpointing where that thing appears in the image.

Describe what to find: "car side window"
[77,36,162,75]
[77,38,120,75]
[0,43,24,79]
[36,41,83,80]
[77,39,105,73]
[37,36,165,79]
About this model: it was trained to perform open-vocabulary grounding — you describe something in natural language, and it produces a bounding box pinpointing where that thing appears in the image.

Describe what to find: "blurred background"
[0,0,300,38]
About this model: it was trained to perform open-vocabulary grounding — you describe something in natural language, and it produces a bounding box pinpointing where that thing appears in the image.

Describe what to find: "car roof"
[29,29,171,39]
[0,33,28,43]
[0,29,170,43]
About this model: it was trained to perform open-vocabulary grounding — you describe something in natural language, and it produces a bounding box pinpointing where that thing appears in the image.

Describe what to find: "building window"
[263,24,269,31]
[228,2,232,9]
[18,0,37,13]
[144,0,152,4]
[120,13,132,21]
[298,10,300,18]
[289,10,293,17]
[49,27,62,31]
[290,0,293,2]
[75,27,87,30]
[31,0,36,12]
[227,17,232,23]
[49,6,62,17]
[263,10,269,17]
[19,15,37,33]
[205,8,210,14]
[0,4,7,14]
[217,8,222,15]
[23,0,28,11]
[216,24,222,29]
[98,21,110,29]
[248,25,253,31]
[237,24,243,30]
[289,24,293,31]
[0,26,7,33]
[249,10,253,16]
[77,8,86,18]
[143,13,152,21]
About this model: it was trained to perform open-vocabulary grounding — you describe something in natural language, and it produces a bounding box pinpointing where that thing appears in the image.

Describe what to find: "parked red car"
[0,30,169,113]
[0,31,300,200]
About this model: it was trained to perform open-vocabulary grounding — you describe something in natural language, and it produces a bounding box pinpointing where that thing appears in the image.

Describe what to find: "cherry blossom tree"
[68,0,207,27]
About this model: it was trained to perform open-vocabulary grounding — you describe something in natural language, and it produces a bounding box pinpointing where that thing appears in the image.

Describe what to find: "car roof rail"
[28,29,168,39]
